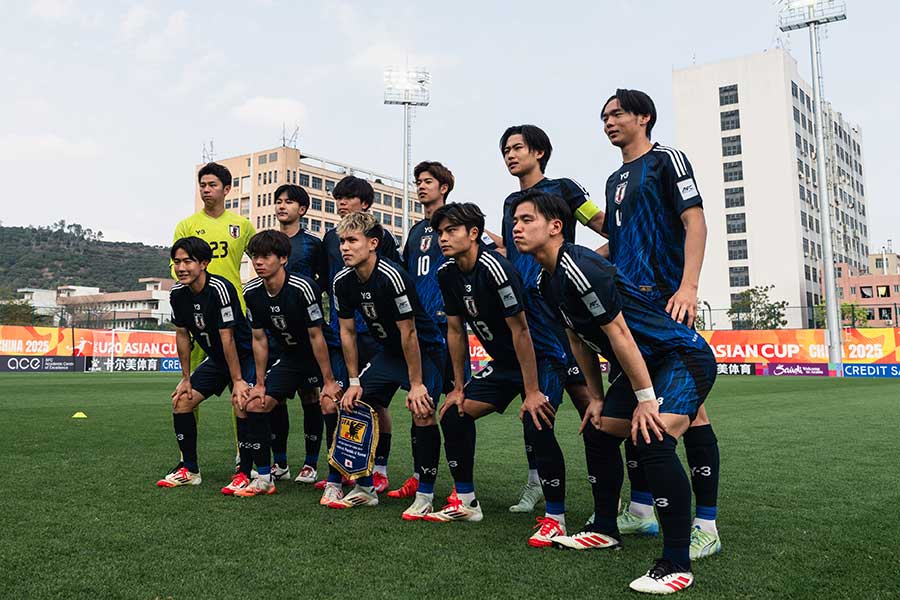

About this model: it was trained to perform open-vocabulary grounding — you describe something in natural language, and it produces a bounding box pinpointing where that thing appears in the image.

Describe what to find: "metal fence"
[0,303,173,330]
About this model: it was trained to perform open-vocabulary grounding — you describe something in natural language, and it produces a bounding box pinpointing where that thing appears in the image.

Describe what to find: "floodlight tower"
[779,0,847,373]
[384,67,431,241]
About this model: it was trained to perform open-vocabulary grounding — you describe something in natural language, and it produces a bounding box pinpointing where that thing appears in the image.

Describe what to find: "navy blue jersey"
[438,248,536,366]
[539,243,709,374]
[333,257,444,356]
[285,227,322,279]
[602,143,703,303]
[170,273,252,363]
[318,222,402,343]
[243,273,326,360]
[403,217,497,327]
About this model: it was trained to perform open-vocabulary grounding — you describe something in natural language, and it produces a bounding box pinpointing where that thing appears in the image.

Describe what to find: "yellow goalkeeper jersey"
[171,209,256,308]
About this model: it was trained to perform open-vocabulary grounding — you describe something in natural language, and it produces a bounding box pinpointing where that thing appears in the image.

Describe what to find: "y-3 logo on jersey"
[614,182,628,205]
[620,171,629,181]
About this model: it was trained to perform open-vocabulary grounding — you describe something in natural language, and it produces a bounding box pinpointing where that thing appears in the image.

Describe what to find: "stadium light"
[779,0,847,373]
[384,67,431,242]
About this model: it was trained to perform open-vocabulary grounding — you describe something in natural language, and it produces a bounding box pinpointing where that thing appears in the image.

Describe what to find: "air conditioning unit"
[886,320,894,326]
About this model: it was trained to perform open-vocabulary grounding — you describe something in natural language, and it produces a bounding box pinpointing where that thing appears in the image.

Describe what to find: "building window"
[311,197,322,211]
[865,308,876,320]
[728,239,748,260]
[879,307,892,321]
[382,213,392,225]
[259,154,267,165]
[232,178,239,188]
[310,219,322,232]
[414,201,423,213]
[394,196,402,209]
[793,107,801,124]
[877,285,891,298]
[729,266,749,287]
[723,161,743,182]
[860,286,873,299]
[258,173,262,185]
[268,152,278,162]
[325,221,335,231]
[292,170,297,184]
[373,192,382,204]
[721,135,742,156]
[325,180,335,194]
[726,213,746,234]
[804,265,811,281]
[718,84,739,106]
[791,81,798,97]
[299,173,310,187]
[724,187,744,208]
[795,133,803,150]
[312,176,323,190]
[720,110,740,131]
[875,258,884,269]
[301,217,309,229]
[256,216,261,228]
[273,171,277,183]
[394,215,403,227]
[894,285,900,293]
[325,200,335,213]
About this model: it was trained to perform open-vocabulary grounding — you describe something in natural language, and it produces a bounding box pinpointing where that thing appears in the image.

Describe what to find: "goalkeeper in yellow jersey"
[171,162,255,472]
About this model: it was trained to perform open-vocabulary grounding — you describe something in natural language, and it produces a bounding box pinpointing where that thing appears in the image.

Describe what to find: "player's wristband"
[635,387,657,403]
[349,377,361,387]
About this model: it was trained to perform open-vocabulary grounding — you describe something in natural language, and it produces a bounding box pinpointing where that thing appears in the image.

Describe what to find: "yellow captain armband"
[574,199,602,225]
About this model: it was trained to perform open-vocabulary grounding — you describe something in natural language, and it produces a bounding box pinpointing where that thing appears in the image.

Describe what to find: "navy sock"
[583,427,625,536]
[523,424,538,470]
[173,412,198,472]
[413,424,440,494]
[236,416,252,477]
[247,411,272,475]
[323,412,341,482]
[636,434,692,571]
[683,424,720,515]
[375,432,392,468]
[410,422,420,476]
[625,440,652,503]
[525,420,565,512]
[440,409,476,486]
[302,401,323,467]
[269,402,289,467]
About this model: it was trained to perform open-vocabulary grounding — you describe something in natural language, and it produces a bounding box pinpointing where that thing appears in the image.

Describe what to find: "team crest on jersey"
[193,313,205,329]
[271,315,287,331]
[361,302,378,320]
[229,225,241,239]
[420,234,433,252]
[614,182,628,205]
[463,296,478,317]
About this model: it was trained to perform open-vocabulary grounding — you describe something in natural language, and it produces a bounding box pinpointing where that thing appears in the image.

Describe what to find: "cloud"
[120,4,154,40]
[232,97,308,129]
[349,43,460,71]
[0,134,100,160]
[131,9,189,63]
[29,0,73,19]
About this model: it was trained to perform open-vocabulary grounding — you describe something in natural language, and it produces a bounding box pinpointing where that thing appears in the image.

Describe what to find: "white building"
[672,48,869,328]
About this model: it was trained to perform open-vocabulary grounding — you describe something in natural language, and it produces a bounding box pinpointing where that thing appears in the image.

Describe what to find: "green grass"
[1,374,898,599]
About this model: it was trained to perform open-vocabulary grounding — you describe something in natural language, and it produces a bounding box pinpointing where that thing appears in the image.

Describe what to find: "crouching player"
[237,230,344,497]
[157,237,255,489]
[512,191,716,594]
[427,202,569,549]
[330,212,446,518]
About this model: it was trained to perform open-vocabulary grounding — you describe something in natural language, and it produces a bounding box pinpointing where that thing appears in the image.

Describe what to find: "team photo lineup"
[161,90,719,595]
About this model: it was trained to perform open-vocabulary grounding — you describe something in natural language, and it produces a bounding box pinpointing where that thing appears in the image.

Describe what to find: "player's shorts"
[439,322,468,394]
[190,353,256,400]
[464,359,566,414]
[264,355,325,402]
[602,347,717,421]
[359,345,446,409]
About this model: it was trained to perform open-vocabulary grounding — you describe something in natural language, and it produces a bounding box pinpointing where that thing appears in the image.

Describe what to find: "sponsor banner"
[468,334,611,374]
[0,326,73,356]
[759,362,832,377]
[0,355,86,372]
[0,325,178,358]
[715,362,758,376]
[842,363,900,378]
[700,328,900,365]
[83,356,173,373]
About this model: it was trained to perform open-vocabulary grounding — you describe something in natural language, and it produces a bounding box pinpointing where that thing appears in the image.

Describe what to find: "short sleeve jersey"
[602,143,703,303]
[539,243,709,373]
[332,257,444,356]
[319,222,403,343]
[171,210,256,310]
[404,217,497,328]
[438,248,538,366]
[170,273,252,363]
[285,228,322,280]
[243,273,325,360]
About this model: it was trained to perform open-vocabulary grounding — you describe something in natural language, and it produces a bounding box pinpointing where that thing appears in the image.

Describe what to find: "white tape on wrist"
[349,377,361,387]
[635,387,657,403]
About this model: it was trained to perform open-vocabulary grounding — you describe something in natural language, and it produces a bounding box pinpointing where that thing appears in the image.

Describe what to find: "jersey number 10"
[416,255,430,276]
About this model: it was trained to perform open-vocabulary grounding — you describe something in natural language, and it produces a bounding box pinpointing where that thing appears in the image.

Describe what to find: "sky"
[1,0,897,252]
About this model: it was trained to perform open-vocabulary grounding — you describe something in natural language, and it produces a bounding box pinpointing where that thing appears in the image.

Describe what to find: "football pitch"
[2,374,897,599]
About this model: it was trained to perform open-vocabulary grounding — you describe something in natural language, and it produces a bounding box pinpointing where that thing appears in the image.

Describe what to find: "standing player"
[156,237,255,489]
[238,230,343,497]
[601,89,721,558]
[426,202,569,549]
[499,125,605,513]
[316,175,402,494]
[272,184,327,484]
[512,192,716,594]
[329,212,445,520]
[171,162,256,473]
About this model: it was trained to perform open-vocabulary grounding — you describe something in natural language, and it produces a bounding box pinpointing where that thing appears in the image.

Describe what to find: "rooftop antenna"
[281,123,300,148]
[201,139,215,163]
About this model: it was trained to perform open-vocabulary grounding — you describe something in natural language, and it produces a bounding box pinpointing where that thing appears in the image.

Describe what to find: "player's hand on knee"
[578,400,604,434]
[406,383,434,419]
[172,377,193,410]
[631,399,667,445]
[440,388,466,420]
[520,390,555,431]
[321,380,342,405]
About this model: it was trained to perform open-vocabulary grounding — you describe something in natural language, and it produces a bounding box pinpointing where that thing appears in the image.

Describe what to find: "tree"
[726,285,788,330]
[813,302,868,328]
[0,300,52,326]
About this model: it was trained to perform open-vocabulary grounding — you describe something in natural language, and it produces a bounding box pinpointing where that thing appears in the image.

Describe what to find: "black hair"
[273,184,310,208]
[332,175,375,209]
[509,190,572,226]
[414,161,455,200]
[170,236,213,263]
[247,230,291,259]
[603,89,657,139]
[430,202,485,238]
[197,162,233,187]
[499,124,553,173]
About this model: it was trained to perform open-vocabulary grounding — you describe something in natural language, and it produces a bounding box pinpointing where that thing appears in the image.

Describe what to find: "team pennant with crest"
[329,401,380,480]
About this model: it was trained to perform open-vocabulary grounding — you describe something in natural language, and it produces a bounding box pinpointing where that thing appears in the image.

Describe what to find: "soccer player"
[499,124,605,513]
[425,202,569,549]
[601,89,721,558]
[329,212,445,519]
[388,160,498,500]
[238,230,343,497]
[156,237,255,490]
[512,191,716,594]
[272,183,327,484]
